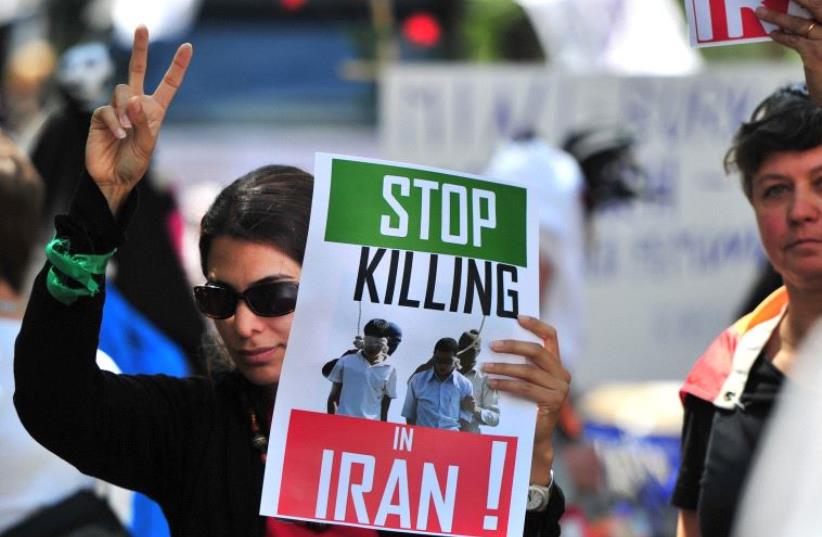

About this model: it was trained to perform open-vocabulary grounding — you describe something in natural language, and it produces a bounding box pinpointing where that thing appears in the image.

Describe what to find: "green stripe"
[325,159,527,267]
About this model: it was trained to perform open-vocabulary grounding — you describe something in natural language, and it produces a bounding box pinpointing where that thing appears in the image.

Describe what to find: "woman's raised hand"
[757,0,822,106]
[86,26,192,214]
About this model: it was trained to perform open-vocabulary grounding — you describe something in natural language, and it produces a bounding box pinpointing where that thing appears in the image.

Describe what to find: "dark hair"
[0,133,44,293]
[386,321,402,339]
[363,318,390,337]
[434,337,458,355]
[725,83,822,200]
[199,165,313,275]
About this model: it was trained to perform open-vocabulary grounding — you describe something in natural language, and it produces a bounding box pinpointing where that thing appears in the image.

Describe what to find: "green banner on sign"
[325,159,527,267]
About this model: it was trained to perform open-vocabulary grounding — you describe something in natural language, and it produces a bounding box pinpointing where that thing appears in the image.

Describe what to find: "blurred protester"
[1,39,56,147]
[561,127,640,218]
[732,321,822,537]
[484,130,586,373]
[672,85,822,537]
[485,127,638,373]
[0,129,128,537]
[14,27,569,536]
[0,7,15,122]
[32,42,113,220]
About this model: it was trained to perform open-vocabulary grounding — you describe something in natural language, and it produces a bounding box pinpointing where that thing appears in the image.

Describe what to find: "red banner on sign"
[277,410,518,536]
[689,0,796,46]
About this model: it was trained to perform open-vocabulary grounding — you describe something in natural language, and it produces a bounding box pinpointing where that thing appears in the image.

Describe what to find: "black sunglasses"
[193,281,299,319]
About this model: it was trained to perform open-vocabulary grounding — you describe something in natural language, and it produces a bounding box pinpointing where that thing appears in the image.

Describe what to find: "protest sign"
[684,0,810,47]
[261,154,540,536]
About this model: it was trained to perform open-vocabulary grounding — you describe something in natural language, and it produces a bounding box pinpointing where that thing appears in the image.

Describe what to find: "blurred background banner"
[381,64,800,389]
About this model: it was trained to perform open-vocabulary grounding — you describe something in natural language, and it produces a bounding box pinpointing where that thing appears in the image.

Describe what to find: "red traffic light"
[402,12,441,48]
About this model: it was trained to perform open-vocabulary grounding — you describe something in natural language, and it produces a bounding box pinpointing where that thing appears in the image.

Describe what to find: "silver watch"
[526,470,554,512]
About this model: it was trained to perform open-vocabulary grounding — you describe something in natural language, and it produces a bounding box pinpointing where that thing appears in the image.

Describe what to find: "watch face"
[527,487,545,510]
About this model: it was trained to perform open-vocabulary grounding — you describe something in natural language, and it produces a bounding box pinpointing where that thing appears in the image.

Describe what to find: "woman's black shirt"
[672,352,784,537]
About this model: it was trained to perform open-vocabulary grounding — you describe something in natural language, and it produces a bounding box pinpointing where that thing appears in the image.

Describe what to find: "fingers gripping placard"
[685,0,811,46]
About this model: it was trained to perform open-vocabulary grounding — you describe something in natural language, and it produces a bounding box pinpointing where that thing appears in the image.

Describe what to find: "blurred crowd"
[1,2,203,536]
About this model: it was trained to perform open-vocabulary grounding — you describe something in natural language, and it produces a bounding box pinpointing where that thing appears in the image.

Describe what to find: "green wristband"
[44,237,116,305]
[46,268,96,305]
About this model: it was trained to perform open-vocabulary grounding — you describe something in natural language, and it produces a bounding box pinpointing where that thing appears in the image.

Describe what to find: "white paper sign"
[261,153,542,537]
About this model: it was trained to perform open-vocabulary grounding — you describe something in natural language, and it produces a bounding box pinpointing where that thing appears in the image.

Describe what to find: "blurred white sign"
[380,64,801,389]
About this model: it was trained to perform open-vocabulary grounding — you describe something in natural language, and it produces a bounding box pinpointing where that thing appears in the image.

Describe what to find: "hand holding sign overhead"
[756,0,822,106]
[86,25,192,214]
[685,0,810,47]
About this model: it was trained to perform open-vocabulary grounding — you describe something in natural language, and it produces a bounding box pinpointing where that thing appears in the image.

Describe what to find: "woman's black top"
[672,352,784,537]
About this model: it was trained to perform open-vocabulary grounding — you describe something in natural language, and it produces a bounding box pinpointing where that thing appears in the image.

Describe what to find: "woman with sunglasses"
[14,27,569,537]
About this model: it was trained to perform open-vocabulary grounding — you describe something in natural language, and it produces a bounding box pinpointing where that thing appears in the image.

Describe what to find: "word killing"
[354,247,519,318]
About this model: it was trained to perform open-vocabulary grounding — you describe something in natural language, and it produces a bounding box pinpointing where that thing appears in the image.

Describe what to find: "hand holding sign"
[757,0,822,106]
[485,315,571,486]
[685,0,810,47]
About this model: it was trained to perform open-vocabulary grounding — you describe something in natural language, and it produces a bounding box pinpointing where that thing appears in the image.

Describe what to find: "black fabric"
[14,176,563,537]
[30,105,91,221]
[527,481,565,537]
[110,179,207,372]
[670,395,713,510]
[672,353,784,537]
[0,490,130,537]
[32,108,207,372]
[55,172,136,254]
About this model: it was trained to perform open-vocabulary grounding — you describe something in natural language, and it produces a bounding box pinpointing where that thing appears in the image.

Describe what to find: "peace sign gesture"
[86,25,192,214]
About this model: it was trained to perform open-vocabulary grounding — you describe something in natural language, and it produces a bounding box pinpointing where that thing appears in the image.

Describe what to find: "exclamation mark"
[483,441,507,531]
